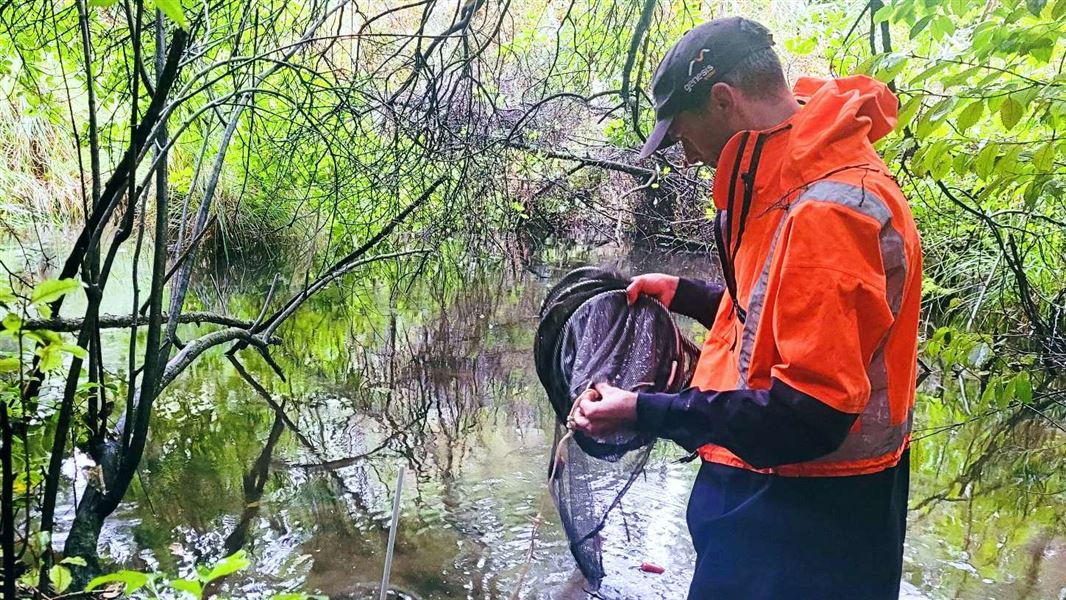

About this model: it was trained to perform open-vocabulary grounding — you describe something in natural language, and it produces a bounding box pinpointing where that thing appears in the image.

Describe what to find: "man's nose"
[681,139,702,166]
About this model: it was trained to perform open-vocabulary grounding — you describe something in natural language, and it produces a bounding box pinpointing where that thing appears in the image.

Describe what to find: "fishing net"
[534,267,699,590]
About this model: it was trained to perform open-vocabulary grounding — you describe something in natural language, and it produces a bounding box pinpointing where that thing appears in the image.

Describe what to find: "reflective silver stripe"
[732,180,910,464]
[735,214,789,389]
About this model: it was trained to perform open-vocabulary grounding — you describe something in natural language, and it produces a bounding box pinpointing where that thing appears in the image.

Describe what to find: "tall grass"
[0,99,84,228]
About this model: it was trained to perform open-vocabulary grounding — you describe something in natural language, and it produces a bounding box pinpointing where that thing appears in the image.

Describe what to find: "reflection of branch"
[1,401,15,600]
[227,354,375,514]
[287,411,426,472]
[222,408,286,556]
[912,395,1058,512]
[509,514,542,600]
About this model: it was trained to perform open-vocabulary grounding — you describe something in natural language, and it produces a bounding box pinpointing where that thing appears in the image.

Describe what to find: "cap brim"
[637,117,676,159]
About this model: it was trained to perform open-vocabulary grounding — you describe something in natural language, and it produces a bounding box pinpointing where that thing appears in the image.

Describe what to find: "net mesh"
[535,267,699,590]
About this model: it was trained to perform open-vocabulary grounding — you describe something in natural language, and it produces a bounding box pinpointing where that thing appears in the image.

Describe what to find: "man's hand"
[626,273,680,307]
[572,382,638,438]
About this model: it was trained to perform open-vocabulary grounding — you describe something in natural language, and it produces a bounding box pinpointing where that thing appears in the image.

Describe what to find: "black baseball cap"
[638,17,775,159]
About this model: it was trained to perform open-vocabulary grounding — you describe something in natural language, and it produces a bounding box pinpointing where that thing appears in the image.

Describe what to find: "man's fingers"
[579,397,602,417]
[576,388,600,405]
[574,414,600,437]
[592,381,616,396]
[572,411,591,431]
[625,281,640,305]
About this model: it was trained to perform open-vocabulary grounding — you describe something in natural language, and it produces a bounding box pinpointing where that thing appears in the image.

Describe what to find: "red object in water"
[640,562,665,574]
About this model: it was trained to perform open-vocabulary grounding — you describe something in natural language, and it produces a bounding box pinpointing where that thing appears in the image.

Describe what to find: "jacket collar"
[711,119,794,212]
[711,75,898,212]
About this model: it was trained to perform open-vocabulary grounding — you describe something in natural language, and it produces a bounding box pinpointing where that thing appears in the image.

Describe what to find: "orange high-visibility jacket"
[692,75,923,477]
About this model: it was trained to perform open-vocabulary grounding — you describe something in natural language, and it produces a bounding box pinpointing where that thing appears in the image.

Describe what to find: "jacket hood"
[788,74,898,167]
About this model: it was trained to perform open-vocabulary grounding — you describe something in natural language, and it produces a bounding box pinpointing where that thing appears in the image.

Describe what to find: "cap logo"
[687,49,710,75]
[684,49,716,92]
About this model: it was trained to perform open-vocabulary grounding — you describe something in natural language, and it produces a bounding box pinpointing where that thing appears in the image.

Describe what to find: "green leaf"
[909,15,932,39]
[784,36,817,55]
[908,60,952,86]
[952,152,971,177]
[49,566,72,594]
[1026,0,1047,15]
[993,382,1010,408]
[27,328,61,345]
[874,54,909,84]
[60,556,88,567]
[927,141,954,179]
[930,15,955,40]
[1029,42,1054,63]
[896,96,923,130]
[172,578,204,598]
[87,570,152,593]
[981,381,1000,407]
[1013,372,1033,404]
[1054,0,1066,19]
[30,278,81,306]
[155,0,188,29]
[1023,179,1045,209]
[1032,142,1056,171]
[916,97,956,139]
[2,313,22,333]
[61,344,88,359]
[956,100,985,133]
[999,95,1024,130]
[205,550,250,583]
[971,23,996,53]
[851,55,878,76]
[36,345,63,372]
[0,356,19,372]
[1005,145,1025,175]
[974,144,998,179]
[943,65,983,87]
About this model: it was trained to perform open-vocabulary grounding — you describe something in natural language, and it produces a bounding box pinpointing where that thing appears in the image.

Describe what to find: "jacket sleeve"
[635,201,896,467]
[668,277,724,329]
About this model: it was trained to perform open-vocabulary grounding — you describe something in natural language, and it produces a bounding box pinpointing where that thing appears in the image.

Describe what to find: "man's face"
[668,87,739,168]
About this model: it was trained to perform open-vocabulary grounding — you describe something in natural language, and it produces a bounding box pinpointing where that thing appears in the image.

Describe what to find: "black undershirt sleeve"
[668,277,724,329]
[636,378,858,468]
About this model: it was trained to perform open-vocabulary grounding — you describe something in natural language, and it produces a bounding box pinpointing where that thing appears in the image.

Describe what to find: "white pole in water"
[379,465,405,600]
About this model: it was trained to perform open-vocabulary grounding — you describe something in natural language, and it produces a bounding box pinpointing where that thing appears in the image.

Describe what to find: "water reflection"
[7,236,1061,599]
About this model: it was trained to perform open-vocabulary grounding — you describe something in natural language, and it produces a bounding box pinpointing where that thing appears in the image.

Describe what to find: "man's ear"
[709,82,736,112]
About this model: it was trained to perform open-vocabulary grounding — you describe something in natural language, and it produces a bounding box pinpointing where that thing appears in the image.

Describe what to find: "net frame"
[534,268,699,590]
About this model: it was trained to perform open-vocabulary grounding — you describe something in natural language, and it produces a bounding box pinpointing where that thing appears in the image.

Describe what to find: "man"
[572,17,922,599]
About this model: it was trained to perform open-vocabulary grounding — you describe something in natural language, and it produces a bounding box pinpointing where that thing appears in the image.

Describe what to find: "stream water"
[6,239,1066,599]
